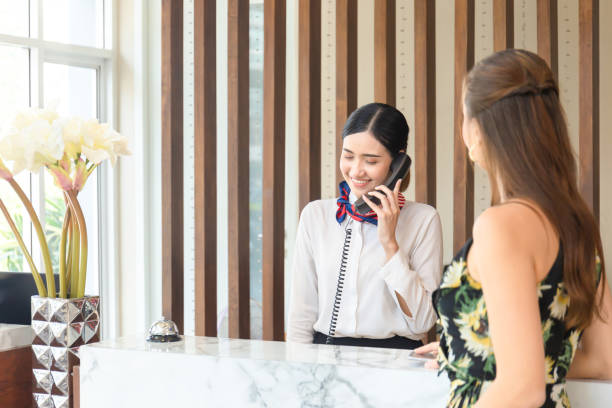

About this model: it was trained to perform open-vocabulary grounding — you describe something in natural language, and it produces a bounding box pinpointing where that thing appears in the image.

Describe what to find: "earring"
[468,144,477,162]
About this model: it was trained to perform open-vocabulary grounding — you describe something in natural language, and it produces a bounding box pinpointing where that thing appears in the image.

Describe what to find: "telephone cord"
[326,219,353,344]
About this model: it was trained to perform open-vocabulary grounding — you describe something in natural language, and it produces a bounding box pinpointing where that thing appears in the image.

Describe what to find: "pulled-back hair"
[342,103,410,190]
[464,48,605,329]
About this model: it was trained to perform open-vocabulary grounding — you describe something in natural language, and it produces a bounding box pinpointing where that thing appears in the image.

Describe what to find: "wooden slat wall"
[262,0,286,341]
[537,0,558,79]
[164,0,602,340]
[374,0,396,105]
[161,0,184,332]
[453,0,475,253]
[336,0,358,185]
[227,0,250,339]
[298,0,321,213]
[493,0,514,51]
[414,0,436,206]
[193,0,217,337]
[579,0,600,221]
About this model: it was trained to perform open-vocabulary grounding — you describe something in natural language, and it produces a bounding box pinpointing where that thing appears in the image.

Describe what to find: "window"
[0,0,112,298]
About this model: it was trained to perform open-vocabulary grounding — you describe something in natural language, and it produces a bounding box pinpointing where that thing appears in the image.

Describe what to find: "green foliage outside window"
[0,195,65,273]
[0,212,24,271]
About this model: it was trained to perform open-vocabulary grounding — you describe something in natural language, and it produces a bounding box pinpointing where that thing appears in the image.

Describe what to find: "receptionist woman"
[287,103,443,349]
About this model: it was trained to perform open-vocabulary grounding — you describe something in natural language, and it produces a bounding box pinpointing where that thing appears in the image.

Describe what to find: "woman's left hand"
[362,179,402,261]
[414,342,440,370]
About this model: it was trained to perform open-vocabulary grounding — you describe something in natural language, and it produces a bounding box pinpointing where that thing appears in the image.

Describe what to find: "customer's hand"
[414,341,440,370]
[362,179,402,262]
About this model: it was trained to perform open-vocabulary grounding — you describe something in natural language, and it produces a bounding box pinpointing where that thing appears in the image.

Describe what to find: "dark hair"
[464,48,605,329]
[342,103,411,190]
[342,103,409,157]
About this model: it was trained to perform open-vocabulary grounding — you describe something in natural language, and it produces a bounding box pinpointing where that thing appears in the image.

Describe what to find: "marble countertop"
[81,335,612,408]
[0,324,32,352]
[81,335,447,407]
[87,335,431,372]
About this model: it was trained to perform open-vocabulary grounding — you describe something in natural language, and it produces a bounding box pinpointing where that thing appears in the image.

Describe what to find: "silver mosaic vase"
[31,295,100,408]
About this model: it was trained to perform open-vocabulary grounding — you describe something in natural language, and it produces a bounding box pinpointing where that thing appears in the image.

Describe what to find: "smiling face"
[339,131,393,198]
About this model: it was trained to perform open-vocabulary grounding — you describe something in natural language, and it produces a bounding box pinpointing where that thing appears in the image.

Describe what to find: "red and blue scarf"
[335,181,405,226]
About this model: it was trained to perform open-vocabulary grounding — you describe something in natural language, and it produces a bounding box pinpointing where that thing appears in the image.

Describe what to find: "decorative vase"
[31,295,100,408]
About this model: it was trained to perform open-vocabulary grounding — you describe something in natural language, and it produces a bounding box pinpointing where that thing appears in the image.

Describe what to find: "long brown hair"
[464,49,605,329]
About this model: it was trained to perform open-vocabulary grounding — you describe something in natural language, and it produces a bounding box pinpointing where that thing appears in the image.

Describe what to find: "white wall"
[114,0,161,336]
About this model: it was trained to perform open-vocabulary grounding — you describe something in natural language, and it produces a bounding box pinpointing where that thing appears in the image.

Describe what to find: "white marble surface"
[80,335,612,408]
[0,323,32,351]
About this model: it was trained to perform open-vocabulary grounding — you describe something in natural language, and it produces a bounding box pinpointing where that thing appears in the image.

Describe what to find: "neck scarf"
[335,181,405,226]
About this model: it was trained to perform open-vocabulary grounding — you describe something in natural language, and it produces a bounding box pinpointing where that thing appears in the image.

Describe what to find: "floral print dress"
[433,238,601,408]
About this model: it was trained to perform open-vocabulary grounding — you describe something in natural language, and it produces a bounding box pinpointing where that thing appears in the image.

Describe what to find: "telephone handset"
[354,154,412,214]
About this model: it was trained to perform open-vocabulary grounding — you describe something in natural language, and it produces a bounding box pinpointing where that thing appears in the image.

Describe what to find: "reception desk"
[79,335,612,407]
[0,324,33,407]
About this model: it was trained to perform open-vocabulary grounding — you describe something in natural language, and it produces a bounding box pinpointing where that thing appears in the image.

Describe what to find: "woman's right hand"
[414,341,440,370]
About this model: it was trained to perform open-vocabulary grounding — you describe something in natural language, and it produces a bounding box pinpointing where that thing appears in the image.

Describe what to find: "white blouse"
[287,196,443,343]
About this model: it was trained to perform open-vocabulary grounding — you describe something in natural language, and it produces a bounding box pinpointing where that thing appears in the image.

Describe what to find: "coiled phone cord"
[326,220,353,344]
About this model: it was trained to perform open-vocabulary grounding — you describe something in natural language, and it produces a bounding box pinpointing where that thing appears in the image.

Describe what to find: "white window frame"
[0,0,117,339]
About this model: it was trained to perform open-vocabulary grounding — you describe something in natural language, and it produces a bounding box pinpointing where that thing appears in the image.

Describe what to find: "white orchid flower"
[11,106,58,129]
[80,119,130,166]
[0,117,64,174]
[0,103,130,300]
[52,117,85,160]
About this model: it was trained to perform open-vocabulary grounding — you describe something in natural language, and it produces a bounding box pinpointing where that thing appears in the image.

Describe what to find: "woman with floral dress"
[414,49,612,407]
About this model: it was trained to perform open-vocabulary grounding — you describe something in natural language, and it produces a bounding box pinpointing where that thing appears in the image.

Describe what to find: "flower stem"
[66,190,87,298]
[0,198,47,297]
[8,178,55,298]
[65,217,72,292]
[86,163,98,177]
[59,206,71,298]
[70,216,80,297]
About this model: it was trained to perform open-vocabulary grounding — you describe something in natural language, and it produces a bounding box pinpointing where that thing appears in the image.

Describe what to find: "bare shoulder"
[473,201,549,249]
[471,202,551,280]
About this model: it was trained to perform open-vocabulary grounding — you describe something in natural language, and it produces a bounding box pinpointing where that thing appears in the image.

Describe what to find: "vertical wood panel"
[493,0,514,51]
[414,0,436,206]
[161,0,184,332]
[453,0,475,253]
[336,0,358,185]
[579,0,599,221]
[227,0,250,339]
[194,0,217,337]
[374,0,396,105]
[262,0,286,341]
[537,0,558,79]
[298,0,321,212]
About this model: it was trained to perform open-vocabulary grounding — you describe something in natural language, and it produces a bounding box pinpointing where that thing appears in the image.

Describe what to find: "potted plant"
[0,106,129,408]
